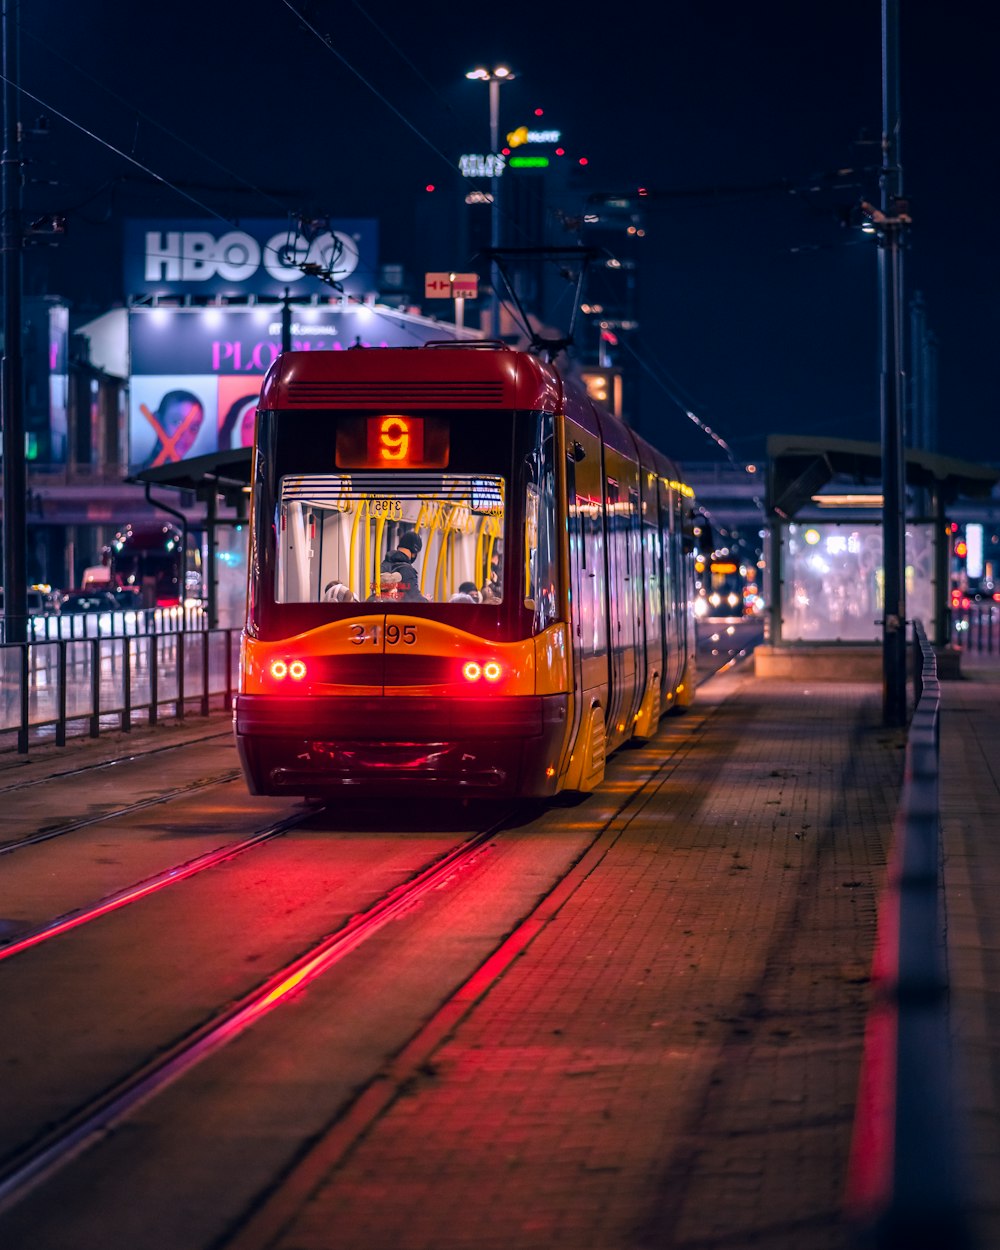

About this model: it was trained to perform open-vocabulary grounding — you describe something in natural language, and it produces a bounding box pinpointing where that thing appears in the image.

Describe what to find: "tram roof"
[766,434,1000,519]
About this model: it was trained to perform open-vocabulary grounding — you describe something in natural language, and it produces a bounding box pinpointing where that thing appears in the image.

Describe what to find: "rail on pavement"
[846,622,974,1249]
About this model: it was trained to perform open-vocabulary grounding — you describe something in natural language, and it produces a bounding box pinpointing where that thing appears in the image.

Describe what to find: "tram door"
[603,448,642,750]
[565,424,609,756]
[660,479,684,693]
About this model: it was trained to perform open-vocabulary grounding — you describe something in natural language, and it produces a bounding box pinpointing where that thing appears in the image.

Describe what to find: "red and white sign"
[424,272,453,298]
[424,272,479,299]
[451,273,479,299]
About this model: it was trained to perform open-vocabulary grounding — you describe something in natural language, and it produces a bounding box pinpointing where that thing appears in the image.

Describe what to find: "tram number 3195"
[348,623,418,646]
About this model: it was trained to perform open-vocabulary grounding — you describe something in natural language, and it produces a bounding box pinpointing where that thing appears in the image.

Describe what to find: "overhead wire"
[620,335,765,520]
[10,1,823,454]
[17,24,293,218]
[7,9,393,289]
[1,70,373,289]
[0,73,237,226]
[12,7,772,550]
[9,22,483,347]
[282,0,596,341]
[6,10,537,324]
[13,2,615,343]
[279,0,458,177]
[345,0,454,110]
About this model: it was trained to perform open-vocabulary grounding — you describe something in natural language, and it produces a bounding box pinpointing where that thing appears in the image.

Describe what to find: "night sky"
[16,0,999,469]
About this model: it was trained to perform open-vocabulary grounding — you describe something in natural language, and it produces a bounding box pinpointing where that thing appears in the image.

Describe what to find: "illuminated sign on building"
[506,126,562,147]
[967,522,984,580]
[458,154,506,178]
[123,218,378,298]
[509,156,550,169]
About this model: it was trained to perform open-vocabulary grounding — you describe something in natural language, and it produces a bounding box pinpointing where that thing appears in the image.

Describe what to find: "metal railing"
[951,602,999,654]
[0,625,241,753]
[846,622,973,1248]
[18,603,210,643]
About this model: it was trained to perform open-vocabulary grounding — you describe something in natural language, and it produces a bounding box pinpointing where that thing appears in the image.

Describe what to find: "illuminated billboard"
[123,218,378,299]
[126,305,478,472]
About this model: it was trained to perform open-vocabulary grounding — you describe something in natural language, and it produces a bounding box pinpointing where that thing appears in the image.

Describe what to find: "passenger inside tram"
[276,473,508,606]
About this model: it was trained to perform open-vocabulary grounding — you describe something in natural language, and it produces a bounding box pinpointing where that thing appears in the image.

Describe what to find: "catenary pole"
[488,76,501,340]
[879,0,908,726]
[1,0,27,644]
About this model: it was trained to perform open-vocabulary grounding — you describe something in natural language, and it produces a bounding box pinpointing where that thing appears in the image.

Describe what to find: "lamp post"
[466,65,514,339]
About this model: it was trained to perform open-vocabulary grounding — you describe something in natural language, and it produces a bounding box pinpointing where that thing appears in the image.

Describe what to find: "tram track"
[0,727,234,797]
[0,767,243,854]
[0,653,743,958]
[0,810,512,1215]
[226,702,725,1250]
[0,650,755,1246]
[0,808,313,962]
[0,682,729,1218]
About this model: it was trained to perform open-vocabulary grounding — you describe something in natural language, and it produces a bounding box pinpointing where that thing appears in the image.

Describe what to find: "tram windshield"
[275,472,505,605]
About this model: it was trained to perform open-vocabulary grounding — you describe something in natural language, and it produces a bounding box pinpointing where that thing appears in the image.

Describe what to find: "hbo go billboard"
[123,217,378,299]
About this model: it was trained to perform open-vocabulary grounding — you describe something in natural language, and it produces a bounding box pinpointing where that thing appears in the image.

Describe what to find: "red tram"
[234,343,697,798]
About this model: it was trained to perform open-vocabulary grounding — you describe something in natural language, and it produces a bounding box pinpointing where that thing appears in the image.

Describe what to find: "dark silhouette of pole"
[879,0,908,726]
[281,287,291,352]
[488,75,501,340]
[466,66,513,340]
[1,0,27,643]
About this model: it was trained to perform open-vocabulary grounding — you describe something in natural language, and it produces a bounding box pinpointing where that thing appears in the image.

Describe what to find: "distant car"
[58,590,119,615]
[112,586,144,610]
[0,588,48,615]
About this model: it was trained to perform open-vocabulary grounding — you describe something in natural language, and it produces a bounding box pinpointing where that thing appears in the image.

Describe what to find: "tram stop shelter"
[128,448,253,629]
[755,434,999,679]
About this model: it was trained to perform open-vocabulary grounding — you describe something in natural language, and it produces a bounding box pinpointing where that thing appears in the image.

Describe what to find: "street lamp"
[466,65,515,338]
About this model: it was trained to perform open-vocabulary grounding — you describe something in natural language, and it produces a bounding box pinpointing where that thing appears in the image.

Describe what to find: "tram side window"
[523,414,558,631]
[606,479,632,641]
[658,482,678,622]
[629,486,643,636]
[274,473,506,604]
[570,445,607,659]
[643,511,663,645]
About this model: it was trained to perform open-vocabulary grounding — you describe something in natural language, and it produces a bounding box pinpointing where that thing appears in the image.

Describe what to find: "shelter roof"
[766,434,999,519]
[128,448,252,505]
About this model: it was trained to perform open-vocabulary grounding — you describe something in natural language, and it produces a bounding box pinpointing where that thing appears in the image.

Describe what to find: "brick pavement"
[240,670,911,1250]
